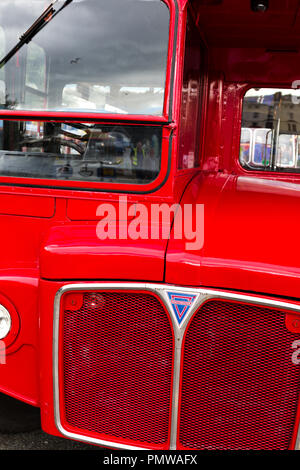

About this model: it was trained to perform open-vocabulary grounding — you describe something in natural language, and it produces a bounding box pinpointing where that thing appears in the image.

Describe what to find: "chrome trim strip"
[296,413,300,450]
[296,430,300,450]
[53,283,300,450]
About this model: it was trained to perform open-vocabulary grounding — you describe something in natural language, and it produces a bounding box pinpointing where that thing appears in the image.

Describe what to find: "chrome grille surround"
[53,283,300,450]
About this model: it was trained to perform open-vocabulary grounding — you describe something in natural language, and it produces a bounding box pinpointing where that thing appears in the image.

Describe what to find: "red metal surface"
[0,111,170,122]
[178,299,300,450]
[196,0,300,49]
[40,223,167,281]
[0,194,54,218]
[286,313,300,334]
[166,171,300,299]
[0,269,40,405]
[59,291,174,449]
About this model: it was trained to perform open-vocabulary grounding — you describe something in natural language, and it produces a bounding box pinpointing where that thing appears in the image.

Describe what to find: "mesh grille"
[62,291,173,447]
[179,300,300,450]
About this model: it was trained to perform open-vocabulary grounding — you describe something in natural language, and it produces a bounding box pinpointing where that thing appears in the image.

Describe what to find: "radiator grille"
[179,300,300,450]
[61,291,173,448]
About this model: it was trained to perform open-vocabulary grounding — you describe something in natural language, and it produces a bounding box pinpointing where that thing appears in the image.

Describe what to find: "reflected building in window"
[240,89,300,171]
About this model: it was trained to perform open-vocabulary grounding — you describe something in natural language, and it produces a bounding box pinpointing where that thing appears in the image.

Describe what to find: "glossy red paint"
[0,269,39,405]
[40,223,167,281]
[0,192,55,218]
[166,171,300,298]
[0,111,170,123]
[286,312,300,334]
[0,0,299,449]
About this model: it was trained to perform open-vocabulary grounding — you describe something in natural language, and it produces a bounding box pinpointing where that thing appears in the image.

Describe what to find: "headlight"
[0,305,11,339]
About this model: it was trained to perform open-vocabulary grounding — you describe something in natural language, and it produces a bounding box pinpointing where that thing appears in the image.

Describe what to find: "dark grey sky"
[0,0,170,86]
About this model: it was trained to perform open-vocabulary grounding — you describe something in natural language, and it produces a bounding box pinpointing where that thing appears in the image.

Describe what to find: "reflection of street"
[53,144,160,183]
[241,127,299,169]
[55,148,133,182]
[62,83,165,115]
[276,134,296,167]
[253,129,272,166]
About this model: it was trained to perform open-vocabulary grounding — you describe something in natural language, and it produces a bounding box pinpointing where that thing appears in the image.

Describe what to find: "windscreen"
[0,0,170,115]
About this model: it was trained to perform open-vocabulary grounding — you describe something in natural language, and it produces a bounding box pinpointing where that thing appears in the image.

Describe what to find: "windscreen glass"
[0,120,162,184]
[0,0,170,115]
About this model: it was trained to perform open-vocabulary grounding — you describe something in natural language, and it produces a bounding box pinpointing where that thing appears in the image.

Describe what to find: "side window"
[178,12,203,169]
[240,88,300,172]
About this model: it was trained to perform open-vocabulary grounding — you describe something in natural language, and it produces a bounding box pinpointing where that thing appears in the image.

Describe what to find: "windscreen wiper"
[0,0,73,69]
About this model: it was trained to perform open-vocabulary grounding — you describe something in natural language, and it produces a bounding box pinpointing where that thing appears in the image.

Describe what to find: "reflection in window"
[0,120,162,184]
[178,13,203,169]
[26,42,46,92]
[0,0,170,115]
[25,42,46,109]
[253,129,272,166]
[0,26,5,107]
[276,134,296,167]
[240,88,300,171]
[239,128,252,166]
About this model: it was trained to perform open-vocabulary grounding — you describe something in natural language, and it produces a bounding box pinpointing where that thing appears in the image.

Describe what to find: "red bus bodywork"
[1,0,300,450]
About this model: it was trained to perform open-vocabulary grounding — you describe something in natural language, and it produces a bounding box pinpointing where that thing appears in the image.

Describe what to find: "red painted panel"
[166,172,300,300]
[0,193,54,218]
[0,269,40,405]
[0,346,39,406]
[40,224,166,281]
[67,198,137,221]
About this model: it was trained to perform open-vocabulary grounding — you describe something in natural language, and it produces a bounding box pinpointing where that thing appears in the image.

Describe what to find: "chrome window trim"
[53,283,300,450]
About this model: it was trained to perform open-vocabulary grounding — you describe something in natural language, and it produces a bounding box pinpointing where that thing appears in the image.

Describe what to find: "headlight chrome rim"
[0,305,11,340]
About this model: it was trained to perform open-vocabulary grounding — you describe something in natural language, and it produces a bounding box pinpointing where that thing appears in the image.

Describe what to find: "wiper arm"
[0,0,73,69]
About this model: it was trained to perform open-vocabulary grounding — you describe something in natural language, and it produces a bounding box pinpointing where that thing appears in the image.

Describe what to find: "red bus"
[0,0,300,451]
